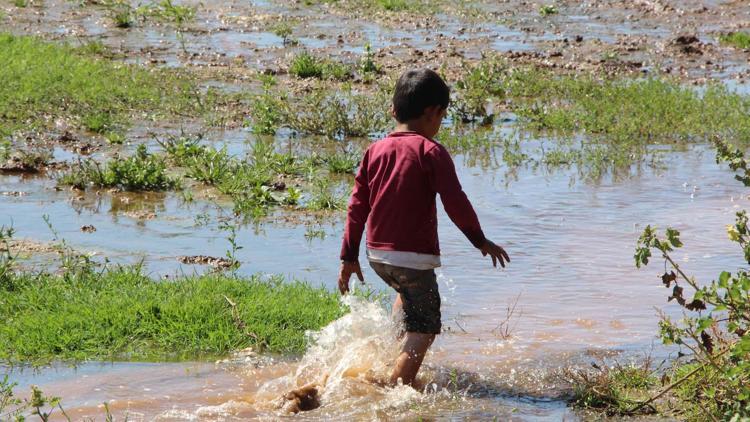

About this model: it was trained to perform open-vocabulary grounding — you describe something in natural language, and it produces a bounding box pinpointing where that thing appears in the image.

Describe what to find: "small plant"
[184,146,233,184]
[719,31,750,49]
[272,21,295,46]
[304,226,326,240]
[539,4,558,16]
[325,152,359,174]
[219,219,243,272]
[13,0,28,7]
[249,75,285,135]
[157,132,205,164]
[289,51,324,79]
[108,1,134,28]
[307,180,346,211]
[82,111,116,133]
[360,43,379,75]
[135,0,196,25]
[450,59,506,125]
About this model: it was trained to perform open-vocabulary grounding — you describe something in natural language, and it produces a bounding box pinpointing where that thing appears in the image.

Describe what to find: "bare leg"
[391,293,404,319]
[392,294,406,339]
[389,332,435,386]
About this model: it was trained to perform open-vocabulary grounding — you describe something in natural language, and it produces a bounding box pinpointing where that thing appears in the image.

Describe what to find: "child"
[339,68,510,387]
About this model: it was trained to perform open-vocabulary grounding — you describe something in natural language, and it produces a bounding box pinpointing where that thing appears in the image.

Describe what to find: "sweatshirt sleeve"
[426,144,487,249]
[340,149,371,261]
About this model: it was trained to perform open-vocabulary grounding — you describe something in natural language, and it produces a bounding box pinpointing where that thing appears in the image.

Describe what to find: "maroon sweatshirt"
[340,131,486,262]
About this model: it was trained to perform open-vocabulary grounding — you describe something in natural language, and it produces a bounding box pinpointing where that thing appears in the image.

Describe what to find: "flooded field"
[2,0,750,420]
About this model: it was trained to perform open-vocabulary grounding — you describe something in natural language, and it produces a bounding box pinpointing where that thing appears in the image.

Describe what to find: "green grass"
[288,51,352,81]
[250,78,390,139]
[0,33,202,139]
[134,0,196,25]
[499,65,750,177]
[539,5,558,16]
[565,362,657,416]
[0,267,345,363]
[59,144,179,191]
[719,32,750,49]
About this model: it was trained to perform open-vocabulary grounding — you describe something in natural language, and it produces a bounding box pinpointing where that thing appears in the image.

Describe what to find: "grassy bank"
[0,267,345,363]
[0,33,204,139]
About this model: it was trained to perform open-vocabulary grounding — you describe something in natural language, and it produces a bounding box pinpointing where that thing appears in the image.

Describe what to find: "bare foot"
[280,382,321,414]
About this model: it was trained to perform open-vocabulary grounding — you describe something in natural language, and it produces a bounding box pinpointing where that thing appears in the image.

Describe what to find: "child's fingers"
[356,268,364,282]
[501,248,510,262]
[491,254,497,267]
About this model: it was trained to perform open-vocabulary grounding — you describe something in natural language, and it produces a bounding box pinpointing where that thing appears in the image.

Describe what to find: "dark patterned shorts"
[369,261,441,334]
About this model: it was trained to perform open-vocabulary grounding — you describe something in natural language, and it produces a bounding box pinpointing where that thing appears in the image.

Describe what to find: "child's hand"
[480,240,510,268]
[338,261,364,295]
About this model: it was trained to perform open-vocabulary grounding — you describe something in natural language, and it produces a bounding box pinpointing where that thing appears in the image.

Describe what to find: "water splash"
[251,295,426,415]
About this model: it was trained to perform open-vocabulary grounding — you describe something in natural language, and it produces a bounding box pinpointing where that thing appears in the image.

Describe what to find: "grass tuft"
[719,31,750,49]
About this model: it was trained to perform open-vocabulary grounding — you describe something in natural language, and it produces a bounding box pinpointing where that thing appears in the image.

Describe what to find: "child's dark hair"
[392,69,450,122]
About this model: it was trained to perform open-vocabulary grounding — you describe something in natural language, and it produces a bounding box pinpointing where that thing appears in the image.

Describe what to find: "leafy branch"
[634,214,750,419]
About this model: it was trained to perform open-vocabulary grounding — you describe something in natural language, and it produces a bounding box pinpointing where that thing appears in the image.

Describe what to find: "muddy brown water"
[3,0,750,419]
[4,141,748,420]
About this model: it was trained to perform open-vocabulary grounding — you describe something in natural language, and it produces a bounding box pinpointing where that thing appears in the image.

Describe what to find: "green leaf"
[696,317,714,333]
[665,228,683,248]
[719,271,731,287]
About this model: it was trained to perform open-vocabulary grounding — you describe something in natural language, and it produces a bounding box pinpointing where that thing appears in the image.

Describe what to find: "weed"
[450,59,506,125]
[322,61,353,81]
[539,5,558,16]
[135,0,196,25]
[13,0,27,7]
[304,226,326,240]
[289,52,352,81]
[219,219,243,272]
[185,145,233,184]
[719,31,750,49]
[109,2,134,28]
[272,21,296,46]
[564,360,657,415]
[325,152,359,174]
[0,267,345,362]
[157,132,205,164]
[360,43,379,76]
[307,180,346,211]
[82,111,116,133]
[249,76,285,135]
[60,144,179,191]
[289,51,324,79]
